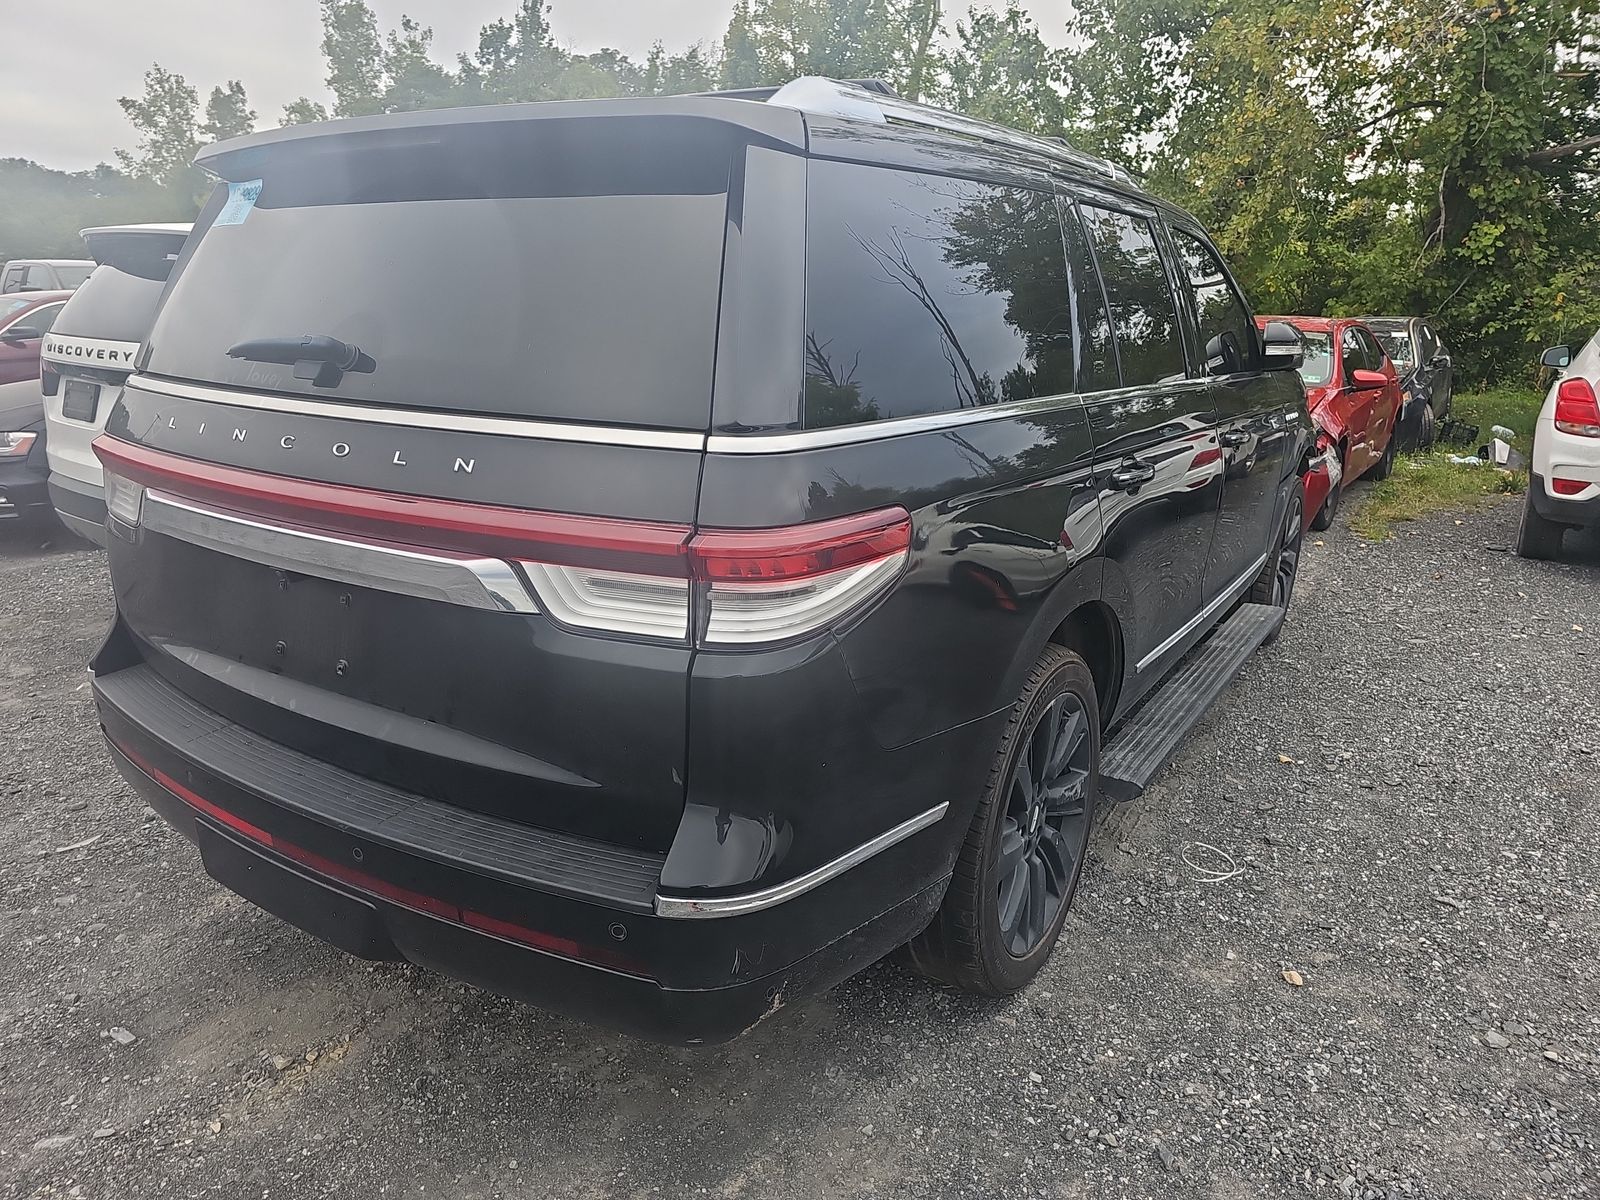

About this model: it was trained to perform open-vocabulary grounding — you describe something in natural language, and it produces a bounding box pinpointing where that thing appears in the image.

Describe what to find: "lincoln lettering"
[155,415,478,472]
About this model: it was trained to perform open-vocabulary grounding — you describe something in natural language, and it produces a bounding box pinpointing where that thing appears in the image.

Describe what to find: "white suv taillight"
[1555,378,1600,438]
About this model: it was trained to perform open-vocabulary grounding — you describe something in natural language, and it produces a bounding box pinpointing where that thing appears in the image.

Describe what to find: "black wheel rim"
[1272,494,1304,608]
[995,691,1092,957]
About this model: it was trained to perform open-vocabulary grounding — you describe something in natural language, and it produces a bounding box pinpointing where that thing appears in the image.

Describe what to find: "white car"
[42,223,192,544]
[1518,331,1600,558]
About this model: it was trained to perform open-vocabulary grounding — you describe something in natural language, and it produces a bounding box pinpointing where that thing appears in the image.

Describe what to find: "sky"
[0,0,1070,173]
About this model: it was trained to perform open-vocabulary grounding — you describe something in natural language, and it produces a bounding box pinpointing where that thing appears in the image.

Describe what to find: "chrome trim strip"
[127,376,708,452]
[707,381,1208,455]
[140,490,539,614]
[653,802,949,919]
[1135,553,1268,673]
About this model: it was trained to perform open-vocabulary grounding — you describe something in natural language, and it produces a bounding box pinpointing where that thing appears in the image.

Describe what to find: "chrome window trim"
[126,376,709,452]
[654,802,949,919]
[141,489,540,614]
[1135,553,1268,673]
[706,383,1213,455]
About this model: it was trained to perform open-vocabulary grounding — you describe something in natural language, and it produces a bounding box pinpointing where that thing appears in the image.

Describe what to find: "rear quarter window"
[801,160,1076,428]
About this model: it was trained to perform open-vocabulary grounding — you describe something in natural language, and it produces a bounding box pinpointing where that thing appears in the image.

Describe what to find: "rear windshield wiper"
[226,334,375,387]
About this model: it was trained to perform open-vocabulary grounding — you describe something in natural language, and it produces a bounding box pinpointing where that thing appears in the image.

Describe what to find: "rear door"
[1167,224,1285,602]
[99,114,759,854]
[1071,197,1219,674]
[0,300,61,385]
[1354,325,1397,455]
[1339,325,1378,473]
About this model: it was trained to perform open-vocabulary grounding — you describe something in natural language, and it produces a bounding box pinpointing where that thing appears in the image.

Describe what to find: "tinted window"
[1060,204,1117,392]
[802,161,1075,428]
[27,303,64,336]
[1341,327,1373,375]
[1172,230,1258,376]
[1079,205,1185,386]
[2,269,25,293]
[52,264,169,346]
[145,121,734,429]
[1357,327,1386,371]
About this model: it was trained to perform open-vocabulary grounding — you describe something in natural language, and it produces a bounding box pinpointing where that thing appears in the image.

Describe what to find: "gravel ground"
[2,498,1598,1200]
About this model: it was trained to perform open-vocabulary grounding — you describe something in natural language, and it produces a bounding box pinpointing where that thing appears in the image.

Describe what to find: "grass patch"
[1348,386,1544,540]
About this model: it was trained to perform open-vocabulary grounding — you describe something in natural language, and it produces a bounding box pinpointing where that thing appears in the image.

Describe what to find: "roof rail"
[762,76,1136,187]
[704,78,897,102]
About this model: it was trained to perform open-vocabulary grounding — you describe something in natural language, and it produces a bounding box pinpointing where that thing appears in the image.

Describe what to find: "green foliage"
[5,0,1593,394]
[0,160,181,262]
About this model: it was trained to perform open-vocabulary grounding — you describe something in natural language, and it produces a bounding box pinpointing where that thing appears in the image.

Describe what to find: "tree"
[115,65,201,194]
[941,4,1066,133]
[641,42,716,96]
[719,0,767,88]
[280,97,330,126]
[200,80,256,144]
[321,0,385,117]
[380,15,458,111]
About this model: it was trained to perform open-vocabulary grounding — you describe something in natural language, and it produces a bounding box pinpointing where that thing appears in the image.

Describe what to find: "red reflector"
[108,735,634,971]
[1552,477,1590,496]
[92,436,694,575]
[1555,378,1600,436]
[690,507,911,582]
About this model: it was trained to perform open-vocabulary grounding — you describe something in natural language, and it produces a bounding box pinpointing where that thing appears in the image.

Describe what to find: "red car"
[1256,316,1403,530]
[0,290,72,387]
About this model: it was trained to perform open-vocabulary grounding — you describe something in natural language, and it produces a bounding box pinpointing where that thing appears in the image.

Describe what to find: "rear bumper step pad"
[94,663,664,912]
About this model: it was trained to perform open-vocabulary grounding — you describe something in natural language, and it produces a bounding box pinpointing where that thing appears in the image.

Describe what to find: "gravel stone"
[1,498,1597,1199]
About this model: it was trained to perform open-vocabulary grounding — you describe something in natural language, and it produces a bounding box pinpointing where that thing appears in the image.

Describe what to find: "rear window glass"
[51,263,172,345]
[1078,205,1186,387]
[144,121,734,430]
[802,161,1075,429]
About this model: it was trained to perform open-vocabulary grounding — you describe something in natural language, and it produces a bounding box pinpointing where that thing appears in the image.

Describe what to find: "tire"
[1310,452,1342,532]
[1515,485,1565,560]
[906,645,1099,996]
[1249,478,1304,644]
[1368,431,1397,481]
[1419,403,1437,450]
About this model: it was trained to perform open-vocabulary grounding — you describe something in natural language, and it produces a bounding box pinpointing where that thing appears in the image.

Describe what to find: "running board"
[1100,602,1284,803]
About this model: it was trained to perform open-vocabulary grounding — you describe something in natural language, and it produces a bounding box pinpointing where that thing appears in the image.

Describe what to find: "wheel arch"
[1046,600,1123,725]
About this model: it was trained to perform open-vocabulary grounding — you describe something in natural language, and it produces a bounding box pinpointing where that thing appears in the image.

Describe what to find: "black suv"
[89,80,1310,1043]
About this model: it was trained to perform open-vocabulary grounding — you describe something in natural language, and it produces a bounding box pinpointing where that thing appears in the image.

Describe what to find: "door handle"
[1107,460,1157,491]
[1219,430,1248,447]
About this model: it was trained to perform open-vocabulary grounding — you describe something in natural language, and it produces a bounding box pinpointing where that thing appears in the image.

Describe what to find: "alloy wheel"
[995,691,1093,957]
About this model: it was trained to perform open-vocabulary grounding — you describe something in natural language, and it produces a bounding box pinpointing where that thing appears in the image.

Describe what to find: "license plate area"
[62,378,99,422]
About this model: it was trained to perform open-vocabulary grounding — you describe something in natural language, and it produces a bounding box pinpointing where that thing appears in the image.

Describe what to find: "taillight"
[1555,378,1600,438]
[1551,477,1591,496]
[40,361,60,397]
[94,438,910,649]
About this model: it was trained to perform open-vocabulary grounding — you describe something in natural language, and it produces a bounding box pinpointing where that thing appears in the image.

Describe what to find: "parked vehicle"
[0,291,72,386]
[41,224,193,544]
[1256,315,1402,531]
[89,80,1310,1044]
[1517,334,1600,558]
[1356,316,1453,449]
[0,378,53,527]
[1,260,93,293]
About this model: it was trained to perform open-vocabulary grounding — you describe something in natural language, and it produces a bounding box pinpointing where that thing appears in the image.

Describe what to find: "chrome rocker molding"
[653,802,949,919]
[140,490,539,614]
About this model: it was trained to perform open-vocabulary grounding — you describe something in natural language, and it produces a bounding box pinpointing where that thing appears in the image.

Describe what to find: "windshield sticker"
[215,180,263,227]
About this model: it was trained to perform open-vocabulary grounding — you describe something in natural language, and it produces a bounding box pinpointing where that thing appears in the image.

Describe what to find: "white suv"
[1518,330,1600,558]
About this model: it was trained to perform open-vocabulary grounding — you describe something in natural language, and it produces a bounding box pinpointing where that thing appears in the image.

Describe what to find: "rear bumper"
[1530,470,1600,528]
[48,475,107,544]
[93,653,955,1044]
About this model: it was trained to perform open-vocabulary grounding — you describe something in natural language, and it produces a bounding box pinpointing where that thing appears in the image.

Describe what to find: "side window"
[1059,202,1118,392]
[1420,324,1440,360]
[1,268,24,294]
[1340,327,1365,377]
[30,303,65,336]
[1171,229,1260,376]
[1077,204,1186,387]
[1357,328,1386,372]
[802,161,1076,428]
[24,265,57,290]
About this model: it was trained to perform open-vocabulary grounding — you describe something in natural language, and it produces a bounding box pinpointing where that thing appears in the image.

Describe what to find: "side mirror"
[0,325,42,344]
[1540,345,1571,371]
[1260,320,1304,372]
[1350,368,1388,390]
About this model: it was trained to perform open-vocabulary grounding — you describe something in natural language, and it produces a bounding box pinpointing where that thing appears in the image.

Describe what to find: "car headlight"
[0,431,37,457]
